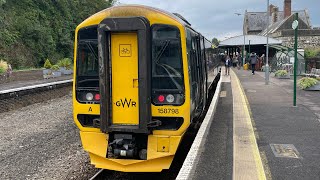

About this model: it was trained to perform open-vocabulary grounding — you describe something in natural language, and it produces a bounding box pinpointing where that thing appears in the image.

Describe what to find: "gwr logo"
[114,98,137,108]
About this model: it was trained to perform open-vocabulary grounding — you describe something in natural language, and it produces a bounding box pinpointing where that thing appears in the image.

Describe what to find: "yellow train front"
[73,5,220,172]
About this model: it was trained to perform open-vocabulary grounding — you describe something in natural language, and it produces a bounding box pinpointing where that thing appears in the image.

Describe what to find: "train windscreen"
[76,26,99,88]
[151,25,184,91]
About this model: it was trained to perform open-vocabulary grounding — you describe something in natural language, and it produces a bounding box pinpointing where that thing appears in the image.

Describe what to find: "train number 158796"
[157,108,179,114]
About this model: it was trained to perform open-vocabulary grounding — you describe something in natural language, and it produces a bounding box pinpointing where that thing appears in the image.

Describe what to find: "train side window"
[186,28,201,101]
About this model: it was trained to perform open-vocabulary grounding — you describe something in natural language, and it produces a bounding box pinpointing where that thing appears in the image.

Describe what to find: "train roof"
[79,5,189,27]
[77,5,211,44]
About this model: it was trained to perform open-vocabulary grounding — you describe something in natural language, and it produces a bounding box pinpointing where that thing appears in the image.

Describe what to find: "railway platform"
[178,67,320,180]
[0,73,72,91]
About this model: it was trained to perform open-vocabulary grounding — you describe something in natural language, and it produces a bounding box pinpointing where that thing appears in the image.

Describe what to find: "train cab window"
[76,26,99,88]
[151,25,184,105]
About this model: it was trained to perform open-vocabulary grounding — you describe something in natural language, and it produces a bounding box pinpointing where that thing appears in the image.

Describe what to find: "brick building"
[243,0,320,49]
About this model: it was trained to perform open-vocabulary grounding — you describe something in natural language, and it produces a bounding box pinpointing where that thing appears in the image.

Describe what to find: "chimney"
[272,7,279,23]
[269,4,275,15]
[284,0,291,18]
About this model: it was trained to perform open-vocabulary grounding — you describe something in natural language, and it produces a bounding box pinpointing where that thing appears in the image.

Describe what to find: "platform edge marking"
[231,69,266,180]
[0,79,73,94]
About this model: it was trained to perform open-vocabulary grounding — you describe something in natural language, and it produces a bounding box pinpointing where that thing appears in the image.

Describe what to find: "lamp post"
[249,40,251,55]
[243,34,245,66]
[292,13,299,107]
[265,0,270,85]
[235,12,246,67]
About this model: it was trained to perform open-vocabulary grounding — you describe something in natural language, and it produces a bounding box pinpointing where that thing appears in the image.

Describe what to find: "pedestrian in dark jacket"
[225,55,232,75]
[250,52,258,75]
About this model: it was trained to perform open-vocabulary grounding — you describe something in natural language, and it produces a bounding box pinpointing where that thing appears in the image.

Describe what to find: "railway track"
[0,79,73,113]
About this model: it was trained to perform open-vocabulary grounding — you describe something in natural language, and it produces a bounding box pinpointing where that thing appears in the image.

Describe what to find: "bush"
[57,60,64,67]
[298,77,318,89]
[304,48,320,58]
[44,59,52,69]
[275,70,288,77]
[63,58,72,70]
[0,66,4,74]
[51,65,60,71]
[57,58,72,70]
[0,59,8,73]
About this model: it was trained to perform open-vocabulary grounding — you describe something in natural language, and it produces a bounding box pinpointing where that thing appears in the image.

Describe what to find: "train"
[73,5,221,172]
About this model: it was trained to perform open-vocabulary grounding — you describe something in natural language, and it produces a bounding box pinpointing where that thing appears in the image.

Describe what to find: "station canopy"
[219,35,282,47]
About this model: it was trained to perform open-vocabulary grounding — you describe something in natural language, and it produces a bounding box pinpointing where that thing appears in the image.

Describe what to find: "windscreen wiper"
[79,40,99,61]
[154,40,170,64]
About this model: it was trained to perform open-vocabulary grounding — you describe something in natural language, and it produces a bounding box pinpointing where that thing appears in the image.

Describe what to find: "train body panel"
[80,131,181,172]
[73,5,220,172]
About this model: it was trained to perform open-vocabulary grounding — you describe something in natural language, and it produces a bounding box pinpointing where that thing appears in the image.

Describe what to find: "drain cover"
[247,89,256,93]
[220,91,227,97]
[270,144,300,158]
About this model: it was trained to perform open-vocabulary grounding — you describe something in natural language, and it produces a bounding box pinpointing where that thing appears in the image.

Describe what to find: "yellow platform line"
[231,69,266,180]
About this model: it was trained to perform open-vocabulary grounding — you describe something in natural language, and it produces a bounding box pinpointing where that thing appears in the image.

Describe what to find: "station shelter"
[219,35,283,71]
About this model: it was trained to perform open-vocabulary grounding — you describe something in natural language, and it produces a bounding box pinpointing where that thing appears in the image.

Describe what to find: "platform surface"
[191,68,320,180]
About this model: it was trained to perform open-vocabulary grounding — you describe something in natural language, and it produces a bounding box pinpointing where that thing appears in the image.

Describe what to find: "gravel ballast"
[0,94,98,179]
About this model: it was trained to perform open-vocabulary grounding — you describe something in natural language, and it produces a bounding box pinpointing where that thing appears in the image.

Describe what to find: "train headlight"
[166,94,175,103]
[85,93,94,101]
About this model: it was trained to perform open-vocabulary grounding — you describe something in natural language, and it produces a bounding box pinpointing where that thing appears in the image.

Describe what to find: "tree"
[212,37,220,47]
[0,0,114,69]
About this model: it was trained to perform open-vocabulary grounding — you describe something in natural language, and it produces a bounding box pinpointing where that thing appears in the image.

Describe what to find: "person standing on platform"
[232,55,237,68]
[250,52,258,75]
[225,55,231,75]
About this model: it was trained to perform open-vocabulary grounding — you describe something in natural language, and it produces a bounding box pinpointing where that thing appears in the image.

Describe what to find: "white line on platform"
[0,79,73,94]
[176,77,222,180]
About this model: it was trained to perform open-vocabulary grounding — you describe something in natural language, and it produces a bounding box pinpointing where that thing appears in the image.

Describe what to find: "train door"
[111,33,139,125]
[196,35,205,111]
[98,17,151,133]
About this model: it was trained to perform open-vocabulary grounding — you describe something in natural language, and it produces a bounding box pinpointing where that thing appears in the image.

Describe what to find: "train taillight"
[158,95,165,102]
[94,93,100,101]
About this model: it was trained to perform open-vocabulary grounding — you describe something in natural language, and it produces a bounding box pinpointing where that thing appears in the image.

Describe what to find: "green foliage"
[0,59,8,72]
[57,60,64,68]
[44,59,52,69]
[51,64,60,71]
[275,70,288,77]
[58,58,72,70]
[63,58,72,70]
[212,37,219,47]
[0,0,114,69]
[0,66,4,74]
[304,48,320,58]
[298,77,318,89]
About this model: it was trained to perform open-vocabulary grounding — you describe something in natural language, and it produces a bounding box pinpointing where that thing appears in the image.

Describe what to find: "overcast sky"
[118,0,320,41]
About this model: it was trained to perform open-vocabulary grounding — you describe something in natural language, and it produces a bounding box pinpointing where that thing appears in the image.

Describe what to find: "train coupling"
[107,134,148,160]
